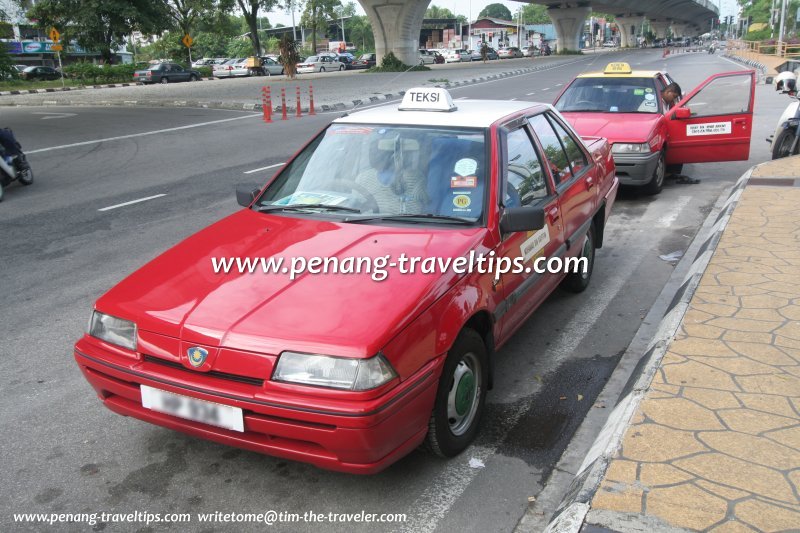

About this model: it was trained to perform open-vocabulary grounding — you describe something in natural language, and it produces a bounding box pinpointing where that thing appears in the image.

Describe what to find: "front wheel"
[772,129,800,159]
[643,151,665,195]
[425,329,488,457]
[561,225,595,293]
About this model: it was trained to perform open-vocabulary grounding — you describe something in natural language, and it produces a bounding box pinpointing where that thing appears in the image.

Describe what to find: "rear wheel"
[189,74,198,81]
[772,129,800,159]
[160,77,169,84]
[643,151,665,195]
[339,64,345,71]
[425,329,488,457]
[561,225,595,293]
[319,67,326,72]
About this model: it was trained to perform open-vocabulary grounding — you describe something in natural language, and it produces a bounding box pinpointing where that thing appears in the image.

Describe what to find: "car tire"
[339,65,345,71]
[643,151,666,195]
[561,225,595,293]
[189,74,198,82]
[0,181,4,202]
[319,67,326,72]
[425,328,488,458]
[772,129,800,159]
[160,77,169,84]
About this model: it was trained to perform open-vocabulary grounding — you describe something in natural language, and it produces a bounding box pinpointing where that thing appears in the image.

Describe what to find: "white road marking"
[717,55,750,71]
[526,91,536,95]
[457,96,469,100]
[555,83,563,86]
[243,163,283,174]
[98,194,166,212]
[656,195,692,228]
[509,97,517,101]
[31,112,77,120]
[541,87,550,91]
[27,114,259,154]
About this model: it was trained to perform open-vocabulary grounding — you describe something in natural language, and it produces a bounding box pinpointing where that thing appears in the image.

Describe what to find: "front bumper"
[612,150,660,186]
[75,340,443,474]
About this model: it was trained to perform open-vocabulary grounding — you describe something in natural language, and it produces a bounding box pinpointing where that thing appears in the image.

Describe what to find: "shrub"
[367,51,430,72]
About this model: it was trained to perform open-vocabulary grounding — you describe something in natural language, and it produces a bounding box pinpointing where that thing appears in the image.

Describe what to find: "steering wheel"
[573,100,599,109]
[326,181,379,213]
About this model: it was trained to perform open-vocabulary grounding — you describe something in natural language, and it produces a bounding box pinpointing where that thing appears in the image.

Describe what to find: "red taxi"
[74,88,619,474]
[554,62,756,194]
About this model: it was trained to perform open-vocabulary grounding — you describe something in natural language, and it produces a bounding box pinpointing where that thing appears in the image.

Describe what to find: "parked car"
[419,49,437,65]
[335,53,356,70]
[296,55,345,73]
[351,53,376,69]
[602,41,617,48]
[260,56,284,76]
[553,61,756,194]
[20,66,62,81]
[523,46,537,57]
[444,49,470,63]
[470,47,499,61]
[73,86,619,474]
[133,63,201,84]
[212,58,250,78]
[497,47,524,59]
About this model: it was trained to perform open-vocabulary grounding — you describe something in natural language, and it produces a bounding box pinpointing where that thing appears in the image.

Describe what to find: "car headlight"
[612,143,651,154]
[273,352,397,391]
[88,311,137,351]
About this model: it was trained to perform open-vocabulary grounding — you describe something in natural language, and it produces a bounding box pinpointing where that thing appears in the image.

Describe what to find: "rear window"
[555,77,661,114]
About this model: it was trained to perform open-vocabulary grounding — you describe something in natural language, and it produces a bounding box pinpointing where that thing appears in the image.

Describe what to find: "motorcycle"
[707,44,716,54]
[0,129,33,202]
[769,73,800,159]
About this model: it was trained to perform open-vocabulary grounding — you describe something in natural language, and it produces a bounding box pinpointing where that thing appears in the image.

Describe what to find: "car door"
[496,122,565,339]
[664,70,756,164]
[528,112,596,255]
[171,64,188,81]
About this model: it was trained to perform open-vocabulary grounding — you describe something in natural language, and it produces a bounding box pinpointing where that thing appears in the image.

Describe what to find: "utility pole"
[468,0,472,50]
[778,0,787,47]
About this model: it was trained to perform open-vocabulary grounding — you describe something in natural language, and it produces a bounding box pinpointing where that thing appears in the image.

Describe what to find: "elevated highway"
[358,0,719,65]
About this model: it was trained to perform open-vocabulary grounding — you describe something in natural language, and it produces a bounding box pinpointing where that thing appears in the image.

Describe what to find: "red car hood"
[97,209,486,358]
[560,112,661,143]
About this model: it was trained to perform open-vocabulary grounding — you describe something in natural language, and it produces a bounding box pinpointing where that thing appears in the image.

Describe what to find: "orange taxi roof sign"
[604,62,632,74]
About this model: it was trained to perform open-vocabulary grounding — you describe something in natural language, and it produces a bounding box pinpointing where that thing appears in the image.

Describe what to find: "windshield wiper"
[343,213,475,225]
[257,203,362,214]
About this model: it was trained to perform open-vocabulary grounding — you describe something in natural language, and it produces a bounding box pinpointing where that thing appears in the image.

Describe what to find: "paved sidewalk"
[583,156,800,532]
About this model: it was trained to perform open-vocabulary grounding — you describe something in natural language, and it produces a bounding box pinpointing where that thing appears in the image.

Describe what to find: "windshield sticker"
[645,93,655,101]
[454,158,478,176]
[273,192,348,206]
[645,88,654,93]
[634,89,645,95]
[520,226,550,262]
[451,176,477,188]
[328,126,373,135]
[687,122,732,136]
[453,195,471,209]
[644,101,656,107]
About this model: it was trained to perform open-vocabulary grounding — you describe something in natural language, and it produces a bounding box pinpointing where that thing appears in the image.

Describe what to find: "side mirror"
[500,206,545,233]
[236,183,261,207]
[674,107,691,119]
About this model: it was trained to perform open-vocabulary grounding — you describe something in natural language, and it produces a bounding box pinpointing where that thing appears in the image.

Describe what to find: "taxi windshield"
[256,124,487,224]
[555,77,661,114]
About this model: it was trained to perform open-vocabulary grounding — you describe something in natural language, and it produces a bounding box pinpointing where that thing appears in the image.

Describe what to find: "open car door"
[665,70,756,164]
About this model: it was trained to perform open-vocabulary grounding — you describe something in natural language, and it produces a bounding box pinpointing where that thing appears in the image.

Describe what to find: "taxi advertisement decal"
[451,176,477,188]
[686,122,732,136]
[520,226,550,262]
[453,194,471,209]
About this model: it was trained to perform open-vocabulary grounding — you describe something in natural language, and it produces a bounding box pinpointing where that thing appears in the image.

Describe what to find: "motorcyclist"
[0,128,29,170]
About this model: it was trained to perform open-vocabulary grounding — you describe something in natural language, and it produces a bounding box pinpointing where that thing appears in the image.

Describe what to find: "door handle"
[733,118,747,125]
[585,176,595,190]
[547,206,560,224]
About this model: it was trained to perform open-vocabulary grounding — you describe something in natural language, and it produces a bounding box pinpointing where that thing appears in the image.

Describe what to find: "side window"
[172,65,183,72]
[527,114,571,185]
[547,115,589,178]
[504,128,549,207]
[682,74,752,117]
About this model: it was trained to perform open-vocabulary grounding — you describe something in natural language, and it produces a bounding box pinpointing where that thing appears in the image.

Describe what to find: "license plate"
[140,385,244,432]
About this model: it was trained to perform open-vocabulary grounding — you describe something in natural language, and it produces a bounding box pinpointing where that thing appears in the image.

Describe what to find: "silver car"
[213,58,246,78]
[297,55,345,73]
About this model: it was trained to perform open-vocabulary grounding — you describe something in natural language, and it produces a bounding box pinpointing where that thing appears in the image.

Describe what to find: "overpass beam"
[548,5,591,53]
[615,17,639,48]
[359,0,430,66]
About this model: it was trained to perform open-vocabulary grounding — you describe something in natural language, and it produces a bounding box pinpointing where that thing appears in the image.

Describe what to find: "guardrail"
[729,39,800,59]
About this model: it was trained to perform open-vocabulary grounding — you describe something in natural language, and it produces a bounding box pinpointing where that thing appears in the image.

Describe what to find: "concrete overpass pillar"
[649,21,670,40]
[359,0,430,66]
[672,24,687,38]
[615,17,638,48]
[548,5,591,53]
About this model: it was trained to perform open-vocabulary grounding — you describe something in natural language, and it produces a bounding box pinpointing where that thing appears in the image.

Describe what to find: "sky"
[264,0,739,28]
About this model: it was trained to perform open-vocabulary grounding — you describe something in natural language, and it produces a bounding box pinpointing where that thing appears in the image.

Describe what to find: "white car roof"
[335,98,548,128]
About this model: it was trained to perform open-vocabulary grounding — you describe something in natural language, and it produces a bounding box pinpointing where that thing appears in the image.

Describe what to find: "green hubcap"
[454,372,476,415]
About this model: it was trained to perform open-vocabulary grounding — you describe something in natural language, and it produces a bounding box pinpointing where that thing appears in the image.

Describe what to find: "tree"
[347,14,373,51]
[516,4,549,24]
[29,0,169,63]
[164,0,229,63]
[478,3,512,21]
[236,0,279,56]
[426,5,455,19]
[301,0,341,54]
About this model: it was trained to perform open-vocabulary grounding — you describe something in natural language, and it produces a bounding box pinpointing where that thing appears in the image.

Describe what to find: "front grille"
[143,355,265,387]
